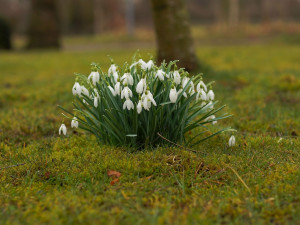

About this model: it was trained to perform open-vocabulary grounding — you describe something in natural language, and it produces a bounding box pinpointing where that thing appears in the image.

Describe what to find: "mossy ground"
[0,39,299,224]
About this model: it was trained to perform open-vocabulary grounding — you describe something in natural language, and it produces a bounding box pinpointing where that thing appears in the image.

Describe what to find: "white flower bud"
[72,82,82,96]
[173,71,181,85]
[123,98,134,110]
[229,135,236,147]
[121,86,133,99]
[155,69,165,81]
[136,78,146,94]
[59,124,67,135]
[207,90,215,101]
[169,87,178,103]
[71,117,79,128]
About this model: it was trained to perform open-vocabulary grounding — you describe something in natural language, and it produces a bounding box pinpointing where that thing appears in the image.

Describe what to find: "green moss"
[0,44,299,224]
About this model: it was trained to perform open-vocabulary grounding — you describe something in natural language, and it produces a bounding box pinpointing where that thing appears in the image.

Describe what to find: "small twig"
[227,166,252,195]
[157,133,202,154]
[194,162,204,179]
[0,163,26,171]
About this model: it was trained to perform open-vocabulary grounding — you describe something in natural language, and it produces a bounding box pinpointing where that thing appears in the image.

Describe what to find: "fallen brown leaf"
[107,170,121,178]
[110,178,119,185]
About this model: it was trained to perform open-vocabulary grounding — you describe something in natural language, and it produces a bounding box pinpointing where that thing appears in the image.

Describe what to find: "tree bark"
[229,0,239,28]
[27,0,60,49]
[150,0,198,72]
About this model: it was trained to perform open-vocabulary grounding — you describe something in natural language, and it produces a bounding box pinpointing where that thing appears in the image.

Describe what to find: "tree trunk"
[125,0,135,36]
[150,0,198,72]
[27,0,60,49]
[229,0,239,28]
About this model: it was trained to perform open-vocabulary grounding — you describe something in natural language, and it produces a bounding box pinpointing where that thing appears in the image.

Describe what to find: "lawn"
[0,42,299,224]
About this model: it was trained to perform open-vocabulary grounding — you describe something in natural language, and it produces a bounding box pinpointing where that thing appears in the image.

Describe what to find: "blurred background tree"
[0,0,299,54]
[27,0,61,49]
[0,17,11,50]
[151,0,198,71]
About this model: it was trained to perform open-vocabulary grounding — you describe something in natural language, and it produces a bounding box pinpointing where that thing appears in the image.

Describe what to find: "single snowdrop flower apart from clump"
[229,135,236,147]
[71,117,78,128]
[121,86,133,99]
[155,69,165,81]
[207,89,215,101]
[137,100,143,114]
[136,78,146,94]
[88,71,100,86]
[173,71,181,85]
[114,81,121,96]
[169,87,178,103]
[72,82,82,96]
[108,85,116,96]
[123,98,134,110]
[59,124,67,135]
[121,72,133,86]
[108,64,117,76]
[197,80,207,92]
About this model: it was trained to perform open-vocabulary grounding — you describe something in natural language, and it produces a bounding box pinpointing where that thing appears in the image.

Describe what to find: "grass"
[0,41,299,224]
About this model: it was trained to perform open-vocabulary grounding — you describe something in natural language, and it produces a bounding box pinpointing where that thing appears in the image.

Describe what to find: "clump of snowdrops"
[59,55,232,149]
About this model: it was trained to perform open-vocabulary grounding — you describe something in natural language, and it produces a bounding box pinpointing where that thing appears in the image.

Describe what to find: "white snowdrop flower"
[205,115,217,125]
[278,137,283,143]
[138,58,146,66]
[208,101,214,109]
[182,77,189,88]
[178,89,187,98]
[108,85,116,96]
[81,86,89,97]
[121,72,133,86]
[94,97,98,108]
[121,86,133,99]
[196,89,206,101]
[155,69,165,81]
[137,100,143,114]
[173,71,181,85]
[169,87,178,103]
[197,80,207,92]
[114,82,121,96]
[108,64,117,76]
[142,91,156,110]
[130,61,138,69]
[83,99,88,105]
[188,81,195,95]
[140,59,154,71]
[229,135,236,147]
[93,88,100,98]
[207,90,215,101]
[72,82,82,96]
[71,117,79,128]
[143,91,156,106]
[59,124,67,135]
[123,98,134,110]
[88,71,100,86]
[113,71,119,83]
[136,78,146,94]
